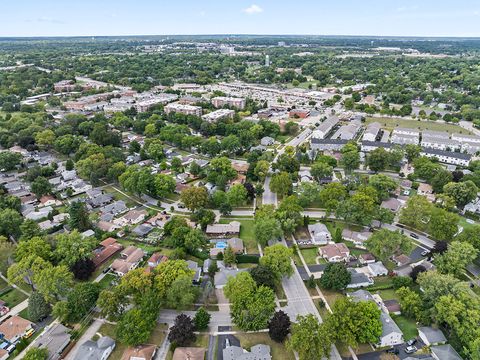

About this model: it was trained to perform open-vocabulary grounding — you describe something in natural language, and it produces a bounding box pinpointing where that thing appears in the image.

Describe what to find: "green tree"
[340,142,360,172]
[154,174,176,198]
[320,263,351,290]
[319,183,347,213]
[168,314,196,346]
[116,308,156,346]
[0,208,23,238]
[223,245,237,266]
[0,151,22,171]
[368,174,397,200]
[405,144,422,162]
[227,184,248,207]
[250,265,276,289]
[365,229,413,262]
[23,348,48,360]
[260,244,293,281]
[366,147,389,172]
[254,216,283,246]
[28,291,51,322]
[206,157,237,187]
[34,265,74,303]
[54,230,97,267]
[194,307,211,330]
[254,160,270,181]
[166,275,198,309]
[15,237,52,262]
[68,202,92,232]
[0,236,14,274]
[180,186,209,211]
[436,241,478,277]
[396,287,424,322]
[97,289,128,320]
[275,195,303,234]
[154,260,195,296]
[336,193,377,225]
[431,169,453,193]
[311,162,333,182]
[443,180,478,207]
[31,177,52,198]
[287,315,332,360]
[269,172,292,196]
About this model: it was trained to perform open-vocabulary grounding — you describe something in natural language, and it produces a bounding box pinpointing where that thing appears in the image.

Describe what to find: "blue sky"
[1,0,480,37]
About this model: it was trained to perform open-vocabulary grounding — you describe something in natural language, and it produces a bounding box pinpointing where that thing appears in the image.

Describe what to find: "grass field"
[365,117,472,134]
[392,314,418,340]
[0,288,28,308]
[235,332,296,360]
[376,288,397,301]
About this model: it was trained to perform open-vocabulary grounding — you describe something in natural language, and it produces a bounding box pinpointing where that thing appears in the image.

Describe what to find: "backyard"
[219,218,258,254]
[0,287,28,308]
[391,314,418,340]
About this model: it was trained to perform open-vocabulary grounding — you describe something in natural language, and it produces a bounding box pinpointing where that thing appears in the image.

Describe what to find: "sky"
[1,0,480,38]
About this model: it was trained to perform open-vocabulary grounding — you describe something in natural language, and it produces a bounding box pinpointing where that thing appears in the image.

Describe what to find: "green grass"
[321,288,345,307]
[391,314,418,340]
[235,332,295,360]
[98,323,127,359]
[365,117,471,134]
[96,274,118,290]
[458,217,478,231]
[0,288,28,308]
[376,289,397,301]
[220,218,258,254]
[300,248,320,265]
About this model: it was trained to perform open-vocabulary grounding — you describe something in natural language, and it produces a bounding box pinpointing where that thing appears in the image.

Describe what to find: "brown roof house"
[92,237,124,267]
[0,315,33,343]
[173,347,206,360]
[111,246,145,276]
[147,253,168,268]
[206,221,240,237]
[121,344,157,360]
[319,243,350,262]
[380,198,403,213]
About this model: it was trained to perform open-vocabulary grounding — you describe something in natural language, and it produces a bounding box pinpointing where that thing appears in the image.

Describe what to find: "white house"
[367,261,389,277]
[308,223,331,245]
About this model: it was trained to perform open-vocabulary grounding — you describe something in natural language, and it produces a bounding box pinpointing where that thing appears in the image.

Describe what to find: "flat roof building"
[164,102,202,117]
[212,96,246,110]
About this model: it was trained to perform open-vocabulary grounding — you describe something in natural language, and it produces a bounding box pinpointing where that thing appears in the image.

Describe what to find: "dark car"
[386,347,399,354]
[410,233,419,239]
[406,338,417,346]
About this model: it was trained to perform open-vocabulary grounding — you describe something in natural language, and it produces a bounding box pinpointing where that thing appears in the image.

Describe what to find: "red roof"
[92,239,124,267]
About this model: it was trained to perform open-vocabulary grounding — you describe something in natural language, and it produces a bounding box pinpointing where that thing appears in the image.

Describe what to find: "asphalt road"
[262,176,277,206]
[158,309,232,328]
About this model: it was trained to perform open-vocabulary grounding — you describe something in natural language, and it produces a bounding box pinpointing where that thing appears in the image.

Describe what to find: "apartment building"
[331,122,361,141]
[211,96,246,110]
[312,116,340,139]
[202,109,235,122]
[391,127,420,145]
[421,148,471,166]
[363,122,381,142]
[164,102,202,117]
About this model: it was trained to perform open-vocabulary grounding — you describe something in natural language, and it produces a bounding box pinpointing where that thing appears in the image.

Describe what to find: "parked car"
[386,347,399,354]
[410,233,419,239]
[421,250,430,256]
[406,338,417,346]
[405,346,417,354]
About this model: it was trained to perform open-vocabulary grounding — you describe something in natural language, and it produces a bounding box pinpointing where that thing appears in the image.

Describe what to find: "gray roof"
[223,344,271,360]
[431,344,463,360]
[418,327,446,345]
[33,323,71,360]
[132,223,154,236]
[74,336,115,360]
[214,268,248,287]
[311,138,349,145]
[348,270,373,286]
[422,148,471,160]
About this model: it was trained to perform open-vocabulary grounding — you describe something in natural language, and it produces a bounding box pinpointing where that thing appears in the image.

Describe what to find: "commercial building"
[289,108,310,118]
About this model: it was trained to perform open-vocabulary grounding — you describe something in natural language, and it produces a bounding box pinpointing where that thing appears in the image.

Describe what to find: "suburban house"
[380,198,403,213]
[393,254,411,267]
[172,347,206,360]
[147,253,168,268]
[121,344,157,360]
[319,243,350,262]
[347,269,374,289]
[187,260,202,284]
[114,209,148,227]
[418,327,447,347]
[223,344,271,360]
[430,345,462,360]
[417,183,435,202]
[349,290,404,347]
[210,238,244,258]
[0,315,34,343]
[96,221,120,233]
[92,237,124,268]
[206,221,241,237]
[32,323,71,360]
[342,229,372,248]
[383,299,401,315]
[359,253,376,264]
[308,223,332,245]
[215,267,248,289]
[367,262,389,277]
[111,246,145,276]
[75,336,116,360]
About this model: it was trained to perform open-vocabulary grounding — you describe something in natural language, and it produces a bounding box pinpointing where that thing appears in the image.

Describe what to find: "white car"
[405,346,417,354]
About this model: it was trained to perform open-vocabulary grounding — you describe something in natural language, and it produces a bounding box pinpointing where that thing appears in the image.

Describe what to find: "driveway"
[217,332,240,360]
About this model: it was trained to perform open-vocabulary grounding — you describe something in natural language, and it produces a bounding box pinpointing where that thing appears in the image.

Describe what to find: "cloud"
[243,4,263,14]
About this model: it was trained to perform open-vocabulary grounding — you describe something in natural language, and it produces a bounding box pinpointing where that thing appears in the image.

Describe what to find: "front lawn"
[391,314,418,340]
[96,274,118,290]
[166,334,209,360]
